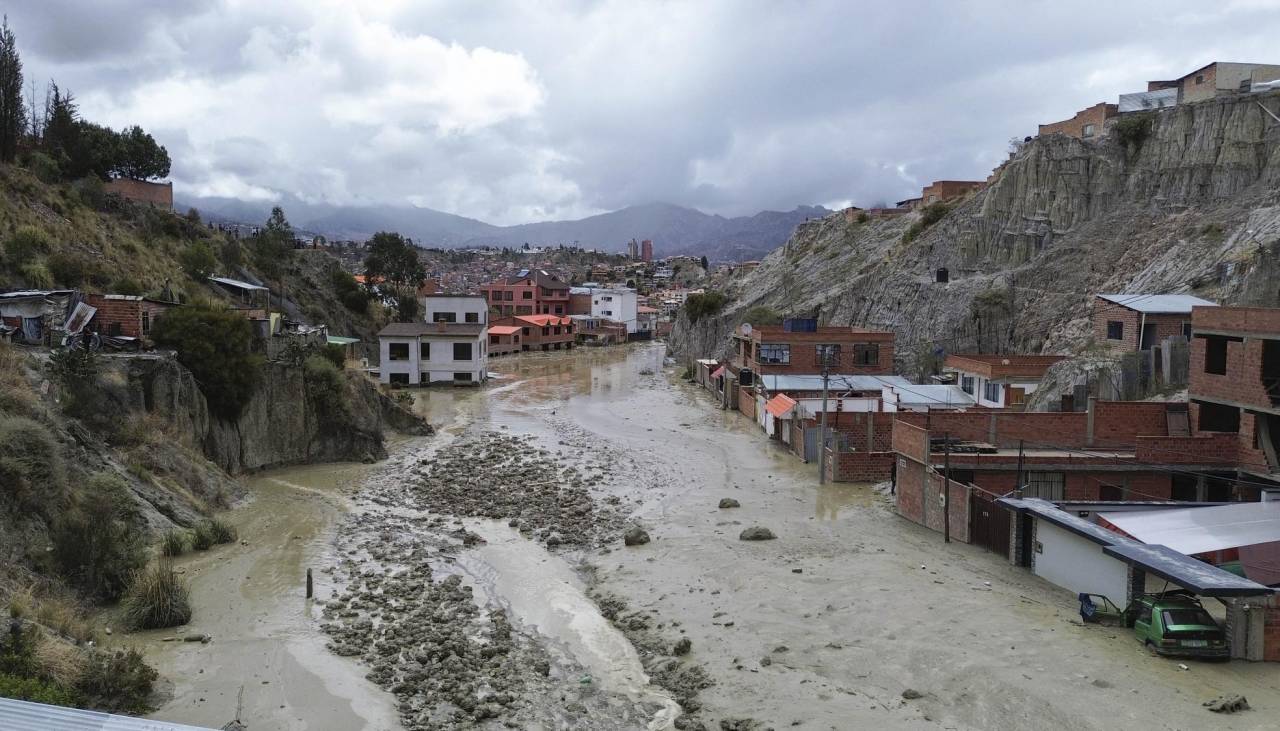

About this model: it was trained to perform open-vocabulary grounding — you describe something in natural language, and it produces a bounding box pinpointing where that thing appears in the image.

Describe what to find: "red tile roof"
[765,394,798,418]
[488,325,521,336]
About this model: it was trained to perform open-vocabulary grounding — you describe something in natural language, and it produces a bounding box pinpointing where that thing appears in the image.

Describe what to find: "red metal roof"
[488,325,521,336]
[710,365,726,379]
[765,394,798,418]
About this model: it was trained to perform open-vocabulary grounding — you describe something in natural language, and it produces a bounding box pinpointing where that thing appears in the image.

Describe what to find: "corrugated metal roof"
[0,697,219,731]
[1100,501,1280,555]
[884,384,976,407]
[1103,543,1272,596]
[759,374,914,392]
[208,276,268,292]
[1096,293,1217,314]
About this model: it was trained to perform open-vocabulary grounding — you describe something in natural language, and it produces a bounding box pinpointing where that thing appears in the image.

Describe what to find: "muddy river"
[139,343,1280,730]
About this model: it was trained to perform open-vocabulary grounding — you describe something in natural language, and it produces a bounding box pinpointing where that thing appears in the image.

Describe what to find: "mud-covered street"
[144,343,1280,730]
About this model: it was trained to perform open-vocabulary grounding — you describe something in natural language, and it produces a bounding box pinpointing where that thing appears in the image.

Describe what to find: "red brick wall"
[891,420,930,462]
[920,180,984,205]
[1190,333,1271,411]
[1135,434,1240,465]
[1092,401,1170,446]
[1237,412,1271,474]
[959,468,1172,501]
[827,450,894,482]
[896,464,971,543]
[1092,299,1191,352]
[105,178,172,208]
[1038,102,1118,139]
[746,327,895,376]
[569,293,591,315]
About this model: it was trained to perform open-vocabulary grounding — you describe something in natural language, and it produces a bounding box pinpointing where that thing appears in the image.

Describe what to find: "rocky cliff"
[672,91,1280,378]
[114,354,428,474]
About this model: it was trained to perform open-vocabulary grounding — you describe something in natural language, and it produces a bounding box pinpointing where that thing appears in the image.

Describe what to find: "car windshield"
[1162,608,1216,627]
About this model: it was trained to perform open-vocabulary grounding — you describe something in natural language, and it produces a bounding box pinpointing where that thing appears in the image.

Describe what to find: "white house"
[589,287,639,334]
[941,354,1066,409]
[378,295,489,385]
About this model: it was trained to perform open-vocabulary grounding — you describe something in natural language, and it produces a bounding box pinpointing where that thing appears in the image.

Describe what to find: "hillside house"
[0,290,76,345]
[1150,61,1280,104]
[378,321,487,386]
[921,180,984,206]
[731,320,895,378]
[570,315,627,346]
[487,325,522,356]
[942,354,1066,409]
[84,293,179,340]
[1094,293,1217,352]
[1038,102,1118,140]
[480,269,570,317]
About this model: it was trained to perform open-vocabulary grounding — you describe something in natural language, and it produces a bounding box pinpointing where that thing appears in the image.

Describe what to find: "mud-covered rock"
[624,526,651,546]
[717,498,740,509]
[738,526,776,541]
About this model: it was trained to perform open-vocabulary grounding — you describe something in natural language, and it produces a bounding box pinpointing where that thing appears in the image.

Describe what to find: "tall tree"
[250,206,294,278]
[0,17,24,162]
[364,231,426,292]
[42,83,78,164]
[115,125,170,179]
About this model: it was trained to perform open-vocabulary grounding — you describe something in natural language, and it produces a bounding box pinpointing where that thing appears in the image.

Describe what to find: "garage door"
[1033,521,1129,602]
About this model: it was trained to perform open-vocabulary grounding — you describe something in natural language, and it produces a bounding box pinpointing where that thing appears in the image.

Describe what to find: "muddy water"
[137,462,400,731]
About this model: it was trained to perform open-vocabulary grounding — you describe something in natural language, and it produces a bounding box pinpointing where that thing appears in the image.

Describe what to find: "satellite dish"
[742,323,752,335]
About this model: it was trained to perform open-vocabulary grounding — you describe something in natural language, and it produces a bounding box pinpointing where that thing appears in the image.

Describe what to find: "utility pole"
[1015,439,1025,497]
[817,344,839,485]
[943,431,951,544]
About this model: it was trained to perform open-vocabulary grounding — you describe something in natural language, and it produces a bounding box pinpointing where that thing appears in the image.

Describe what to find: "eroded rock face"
[670,92,1280,381]
[118,354,429,474]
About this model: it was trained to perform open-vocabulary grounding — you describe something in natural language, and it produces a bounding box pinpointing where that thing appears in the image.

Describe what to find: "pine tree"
[0,16,25,162]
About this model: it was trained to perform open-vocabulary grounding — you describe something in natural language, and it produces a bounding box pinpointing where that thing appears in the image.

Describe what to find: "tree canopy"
[151,306,262,421]
[364,231,425,291]
[0,17,23,163]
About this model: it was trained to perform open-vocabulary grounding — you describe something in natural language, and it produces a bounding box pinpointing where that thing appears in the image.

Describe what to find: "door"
[1134,601,1154,644]
[969,490,1011,556]
[1140,323,1157,350]
[803,427,821,463]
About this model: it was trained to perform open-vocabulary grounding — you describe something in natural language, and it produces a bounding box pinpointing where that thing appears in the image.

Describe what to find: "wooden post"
[306,568,313,599]
[943,433,951,544]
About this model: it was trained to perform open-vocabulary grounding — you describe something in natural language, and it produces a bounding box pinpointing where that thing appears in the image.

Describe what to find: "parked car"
[1128,591,1228,660]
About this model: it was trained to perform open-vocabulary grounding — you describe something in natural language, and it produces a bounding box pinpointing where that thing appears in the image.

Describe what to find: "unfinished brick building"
[84,293,179,340]
[731,320,895,378]
[1093,293,1216,351]
[1038,102,1119,140]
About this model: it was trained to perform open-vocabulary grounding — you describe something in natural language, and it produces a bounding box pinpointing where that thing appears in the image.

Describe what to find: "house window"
[1183,323,1192,339]
[601,310,612,316]
[960,375,975,395]
[453,372,473,382]
[453,342,472,361]
[554,306,564,314]
[758,343,790,364]
[542,327,550,336]
[1082,123,1096,138]
[433,312,457,323]
[504,291,514,301]
[853,343,879,366]
[389,343,409,361]
[490,335,499,344]
[1203,335,1228,374]
[522,327,530,336]
[465,312,479,323]
[142,311,151,335]
[1106,320,1124,340]
[420,342,430,360]
[390,372,410,384]
[983,381,1001,403]
[1194,74,1205,84]
[522,291,533,300]
[1023,472,1065,501]
[815,344,841,367]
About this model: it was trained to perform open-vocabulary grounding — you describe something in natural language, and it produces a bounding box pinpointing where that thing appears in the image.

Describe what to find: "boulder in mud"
[738,526,775,541]
[1204,694,1249,713]
[673,637,692,656]
[901,688,924,700]
[624,526,651,546]
[718,498,740,509]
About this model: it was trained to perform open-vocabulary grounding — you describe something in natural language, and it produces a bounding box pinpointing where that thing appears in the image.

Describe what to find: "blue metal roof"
[1102,543,1273,597]
[0,698,219,731]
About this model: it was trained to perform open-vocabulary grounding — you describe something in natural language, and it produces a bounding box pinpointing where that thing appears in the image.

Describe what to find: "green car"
[1127,591,1229,660]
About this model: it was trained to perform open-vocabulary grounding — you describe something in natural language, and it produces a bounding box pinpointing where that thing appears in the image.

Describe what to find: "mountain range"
[176,195,830,262]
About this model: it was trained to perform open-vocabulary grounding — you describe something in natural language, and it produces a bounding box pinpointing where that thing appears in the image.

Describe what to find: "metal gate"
[969,490,1011,556]
[803,427,821,463]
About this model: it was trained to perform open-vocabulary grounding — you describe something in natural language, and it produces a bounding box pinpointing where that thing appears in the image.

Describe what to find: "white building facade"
[589,287,639,334]
[378,295,489,385]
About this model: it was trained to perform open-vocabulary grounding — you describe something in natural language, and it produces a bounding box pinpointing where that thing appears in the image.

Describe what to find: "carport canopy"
[1099,500,1280,554]
[1102,543,1273,597]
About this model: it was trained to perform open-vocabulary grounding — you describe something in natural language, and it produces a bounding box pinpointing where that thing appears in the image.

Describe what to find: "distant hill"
[177,194,829,261]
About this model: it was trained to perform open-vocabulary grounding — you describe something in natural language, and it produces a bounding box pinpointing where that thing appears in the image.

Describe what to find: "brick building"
[920,180,984,206]
[890,399,1256,543]
[1038,102,1119,140]
[84,293,179,340]
[1093,293,1217,352]
[479,269,570,317]
[1154,61,1280,104]
[487,325,522,356]
[731,320,895,377]
[1188,305,1280,480]
[104,178,173,209]
[641,239,653,262]
[492,314,575,351]
[943,354,1066,409]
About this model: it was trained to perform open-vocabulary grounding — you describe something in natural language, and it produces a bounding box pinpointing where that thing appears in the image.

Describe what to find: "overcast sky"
[10,1,1280,224]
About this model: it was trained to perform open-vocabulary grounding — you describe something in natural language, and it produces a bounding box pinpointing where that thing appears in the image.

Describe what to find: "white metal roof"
[0,698,218,731]
[1100,501,1280,555]
[883,384,976,407]
[760,374,915,392]
[1096,293,1217,314]
[208,276,268,292]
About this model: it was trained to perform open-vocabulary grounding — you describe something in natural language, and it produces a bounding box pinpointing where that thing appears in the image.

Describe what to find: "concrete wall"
[424,295,488,325]
[379,335,487,384]
[1031,521,1129,602]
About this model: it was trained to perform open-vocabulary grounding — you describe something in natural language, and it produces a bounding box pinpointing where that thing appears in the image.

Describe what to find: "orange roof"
[765,394,798,418]
[353,274,385,285]
[514,314,572,326]
[488,325,521,336]
[637,305,659,313]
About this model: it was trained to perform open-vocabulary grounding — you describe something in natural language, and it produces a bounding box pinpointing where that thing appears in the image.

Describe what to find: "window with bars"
[983,381,1001,403]
[853,343,879,366]
[815,344,841,367]
[1024,472,1065,500]
[758,343,790,364]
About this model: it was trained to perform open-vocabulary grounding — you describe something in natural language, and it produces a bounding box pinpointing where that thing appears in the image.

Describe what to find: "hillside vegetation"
[672,91,1280,383]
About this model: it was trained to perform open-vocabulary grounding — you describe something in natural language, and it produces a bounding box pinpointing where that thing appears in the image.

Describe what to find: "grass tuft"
[121,562,192,631]
[160,529,188,557]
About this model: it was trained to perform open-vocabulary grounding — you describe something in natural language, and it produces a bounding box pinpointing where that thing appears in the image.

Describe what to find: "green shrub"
[111,277,145,296]
[0,416,65,507]
[76,648,156,713]
[178,241,218,281]
[151,306,262,421]
[190,521,216,551]
[684,291,728,323]
[903,202,952,243]
[1113,112,1154,154]
[740,306,782,327]
[0,621,39,678]
[3,226,51,268]
[0,672,82,706]
[159,529,187,557]
[69,175,107,210]
[52,473,146,602]
[856,212,869,224]
[331,269,370,313]
[46,251,91,288]
[48,347,105,423]
[219,238,244,271]
[205,518,237,544]
[19,261,54,289]
[304,354,351,430]
[121,562,191,631]
[22,151,63,184]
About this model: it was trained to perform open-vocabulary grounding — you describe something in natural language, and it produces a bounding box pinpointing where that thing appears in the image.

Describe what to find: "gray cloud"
[7,0,1280,223]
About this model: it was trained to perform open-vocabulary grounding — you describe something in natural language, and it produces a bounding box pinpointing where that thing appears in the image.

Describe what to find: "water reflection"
[814,483,874,520]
